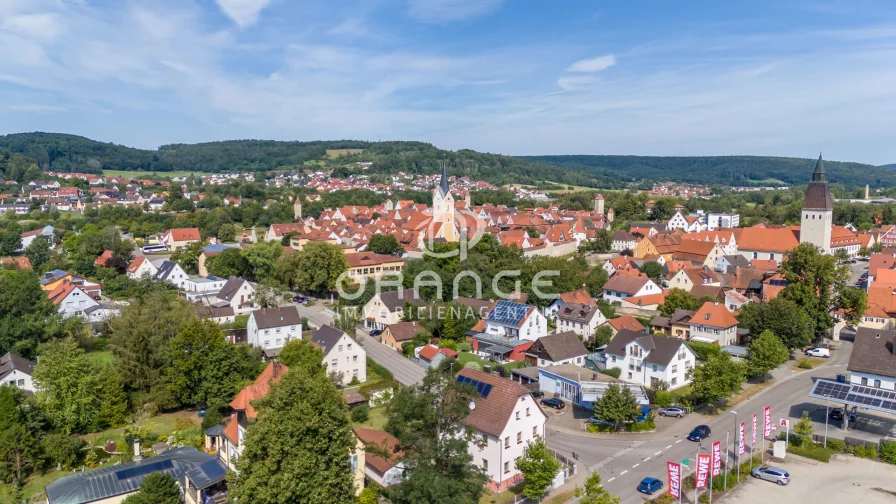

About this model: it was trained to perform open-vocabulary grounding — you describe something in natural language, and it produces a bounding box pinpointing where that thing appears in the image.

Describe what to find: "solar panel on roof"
[115,459,174,481]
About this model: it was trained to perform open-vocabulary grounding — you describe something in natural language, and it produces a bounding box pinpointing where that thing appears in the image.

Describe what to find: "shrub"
[438,339,458,350]
[457,342,472,352]
[880,441,896,464]
[654,390,673,408]
[788,443,832,462]
[366,357,393,381]
[825,439,846,453]
[600,368,621,379]
[627,416,656,432]
[710,470,738,492]
[351,404,370,423]
[699,493,710,503]
[849,444,878,459]
[42,434,85,469]
[652,494,676,504]
[349,376,361,386]
[797,359,813,369]
[464,361,482,371]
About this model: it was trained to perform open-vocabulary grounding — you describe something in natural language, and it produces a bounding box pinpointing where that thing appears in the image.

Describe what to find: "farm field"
[103,169,195,179]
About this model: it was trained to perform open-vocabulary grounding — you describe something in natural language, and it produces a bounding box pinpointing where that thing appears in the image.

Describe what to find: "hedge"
[787,443,832,462]
[881,441,896,464]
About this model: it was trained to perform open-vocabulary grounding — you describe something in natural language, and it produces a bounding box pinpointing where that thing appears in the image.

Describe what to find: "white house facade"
[604,330,696,389]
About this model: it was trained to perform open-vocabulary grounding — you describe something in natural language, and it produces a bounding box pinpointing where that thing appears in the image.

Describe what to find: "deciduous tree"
[515,437,561,500]
[122,473,181,504]
[780,243,849,341]
[32,337,98,434]
[747,330,790,381]
[591,384,640,430]
[0,269,61,359]
[367,234,404,256]
[837,286,868,328]
[687,353,747,410]
[278,339,324,373]
[576,472,620,504]
[281,242,348,295]
[737,298,815,349]
[24,237,50,270]
[640,261,664,282]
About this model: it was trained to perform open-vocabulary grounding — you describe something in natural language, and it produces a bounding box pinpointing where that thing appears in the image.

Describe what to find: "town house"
[604,329,696,389]
[554,302,606,340]
[310,325,367,386]
[246,306,303,354]
[689,302,739,346]
[524,332,589,367]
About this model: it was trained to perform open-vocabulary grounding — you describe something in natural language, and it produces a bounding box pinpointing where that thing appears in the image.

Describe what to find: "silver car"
[751,466,790,485]
[658,406,685,418]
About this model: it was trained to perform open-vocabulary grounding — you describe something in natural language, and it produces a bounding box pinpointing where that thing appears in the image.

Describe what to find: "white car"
[805,348,831,358]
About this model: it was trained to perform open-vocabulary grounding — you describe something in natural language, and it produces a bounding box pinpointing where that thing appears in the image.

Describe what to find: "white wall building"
[602,275,662,304]
[554,303,606,340]
[310,325,367,386]
[484,300,548,342]
[0,352,36,394]
[247,306,303,352]
[689,302,739,346]
[604,329,696,389]
[847,328,896,391]
[706,213,740,230]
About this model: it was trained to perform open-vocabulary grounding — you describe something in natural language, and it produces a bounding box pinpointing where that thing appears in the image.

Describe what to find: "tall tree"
[241,240,284,281]
[367,234,404,256]
[230,359,356,504]
[24,237,51,270]
[283,242,348,295]
[746,330,790,381]
[95,365,130,429]
[584,267,609,297]
[0,423,39,484]
[780,243,849,341]
[591,384,640,430]
[206,247,250,278]
[385,366,486,504]
[837,286,869,328]
[659,289,713,317]
[576,472,620,504]
[0,269,61,359]
[121,473,181,504]
[170,241,204,275]
[737,298,815,349]
[687,353,747,409]
[515,437,561,500]
[278,339,324,372]
[32,337,98,434]
[639,261,664,282]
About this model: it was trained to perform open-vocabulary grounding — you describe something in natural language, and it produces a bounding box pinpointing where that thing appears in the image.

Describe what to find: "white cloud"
[9,103,67,113]
[407,0,503,23]
[556,75,599,91]
[1,12,63,41]
[215,0,272,27]
[566,54,616,72]
[327,18,377,39]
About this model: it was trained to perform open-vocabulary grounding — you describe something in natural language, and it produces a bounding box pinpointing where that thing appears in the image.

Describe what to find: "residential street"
[293,303,425,386]
[547,341,896,504]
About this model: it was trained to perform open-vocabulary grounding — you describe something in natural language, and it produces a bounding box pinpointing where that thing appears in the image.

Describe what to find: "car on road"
[805,347,831,358]
[530,390,544,399]
[658,406,686,418]
[830,408,844,421]
[687,425,711,442]
[751,465,790,485]
[637,477,664,495]
[292,295,307,304]
[369,329,383,337]
[540,398,565,410]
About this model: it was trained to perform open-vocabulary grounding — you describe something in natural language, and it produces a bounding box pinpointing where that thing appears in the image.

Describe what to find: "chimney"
[133,439,142,462]
[273,360,281,378]
[866,184,870,200]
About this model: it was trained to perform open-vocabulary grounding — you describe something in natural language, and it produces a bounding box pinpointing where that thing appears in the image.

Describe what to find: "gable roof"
[310,325,348,354]
[126,256,145,273]
[847,328,896,378]
[230,361,289,419]
[603,274,655,295]
[355,428,403,474]
[605,329,689,365]
[692,301,739,328]
[166,227,201,242]
[526,332,589,362]
[737,227,799,253]
[386,321,426,343]
[0,352,34,380]
[557,289,598,307]
[377,288,425,312]
[217,277,251,302]
[486,300,536,326]
[345,251,404,268]
[153,260,181,281]
[556,302,602,323]
[456,368,541,437]
[608,316,645,332]
[418,345,440,361]
[250,305,302,329]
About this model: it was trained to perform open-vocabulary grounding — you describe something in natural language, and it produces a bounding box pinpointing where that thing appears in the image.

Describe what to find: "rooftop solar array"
[487,300,530,326]
[457,375,494,398]
[809,379,896,415]
[115,459,174,481]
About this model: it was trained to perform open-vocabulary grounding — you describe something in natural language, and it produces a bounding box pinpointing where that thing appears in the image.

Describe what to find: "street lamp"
[730,410,739,483]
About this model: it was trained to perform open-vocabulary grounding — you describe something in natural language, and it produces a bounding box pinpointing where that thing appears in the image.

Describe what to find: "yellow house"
[345,252,405,281]
[633,235,658,258]
[352,437,366,495]
[39,270,72,291]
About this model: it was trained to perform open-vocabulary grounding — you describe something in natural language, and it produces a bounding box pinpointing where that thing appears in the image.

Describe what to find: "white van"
[805,347,831,358]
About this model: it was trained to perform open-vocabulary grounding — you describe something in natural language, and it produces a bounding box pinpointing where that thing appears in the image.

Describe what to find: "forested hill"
[520,154,896,187]
[0,132,602,188]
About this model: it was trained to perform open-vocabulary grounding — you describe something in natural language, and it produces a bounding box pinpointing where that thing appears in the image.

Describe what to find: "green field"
[326,148,364,158]
[103,169,195,179]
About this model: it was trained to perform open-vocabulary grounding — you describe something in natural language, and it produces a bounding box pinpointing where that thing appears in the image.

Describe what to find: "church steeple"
[812,151,826,182]
[438,159,449,197]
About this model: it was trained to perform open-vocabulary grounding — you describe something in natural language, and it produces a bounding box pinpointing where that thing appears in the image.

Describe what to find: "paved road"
[293,303,425,386]
[549,342,890,504]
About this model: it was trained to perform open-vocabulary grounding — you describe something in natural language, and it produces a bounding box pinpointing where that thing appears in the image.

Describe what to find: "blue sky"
[1,0,896,164]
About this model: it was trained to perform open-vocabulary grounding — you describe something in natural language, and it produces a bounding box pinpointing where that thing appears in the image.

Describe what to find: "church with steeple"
[431,160,459,242]
[800,152,833,253]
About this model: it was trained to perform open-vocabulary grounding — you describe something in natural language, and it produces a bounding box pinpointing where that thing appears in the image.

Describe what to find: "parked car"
[751,466,790,485]
[637,477,664,495]
[687,425,711,442]
[292,295,307,304]
[830,408,844,421]
[805,348,831,358]
[540,398,565,410]
[658,406,686,418]
[369,329,382,337]
[530,390,544,399]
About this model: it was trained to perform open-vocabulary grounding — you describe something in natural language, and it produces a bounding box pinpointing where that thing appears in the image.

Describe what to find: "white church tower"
[432,160,458,242]
[800,152,833,254]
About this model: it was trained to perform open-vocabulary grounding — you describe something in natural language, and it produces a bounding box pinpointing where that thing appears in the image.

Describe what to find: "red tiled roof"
[230,361,289,419]
[355,428,403,474]
[558,288,597,306]
[345,252,403,268]
[95,250,114,267]
[456,368,541,437]
[127,256,145,273]
[737,227,799,253]
[692,301,738,328]
[0,257,32,270]
[166,227,200,242]
[608,316,644,332]
[418,345,439,361]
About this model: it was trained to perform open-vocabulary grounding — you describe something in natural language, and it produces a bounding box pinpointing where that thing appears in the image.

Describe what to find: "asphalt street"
[293,303,426,386]
[548,342,887,504]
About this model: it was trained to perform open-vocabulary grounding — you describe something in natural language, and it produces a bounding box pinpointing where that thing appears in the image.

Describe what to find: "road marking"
[666,445,672,449]
[620,470,628,475]
[676,440,683,444]
[643,457,651,461]
[655,451,663,456]
[633,463,640,468]
[607,478,615,483]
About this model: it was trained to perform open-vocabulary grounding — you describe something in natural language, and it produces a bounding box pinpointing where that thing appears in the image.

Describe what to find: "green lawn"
[352,407,388,431]
[103,169,196,179]
[458,352,489,367]
[86,350,114,367]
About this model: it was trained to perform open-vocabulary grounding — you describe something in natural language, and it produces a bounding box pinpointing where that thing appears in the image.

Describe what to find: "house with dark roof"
[536,363,648,408]
[524,332,589,367]
[650,309,696,339]
[611,230,638,252]
[381,321,427,350]
[363,288,425,331]
[0,352,36,393]
[456,368,548,492]
[247,306,303,353]
[604,329,697,389]
[847,328,896,390]
[215,276,255,314]
[310,325,367,385]
[554,303,606,340]
[45,447,228,504]
[484,300,548,342]
[714,254,752,274]
[545,288,597,320]
[153,260,190,290]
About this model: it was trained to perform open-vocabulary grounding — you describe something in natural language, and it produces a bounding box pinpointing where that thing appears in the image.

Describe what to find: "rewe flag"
[667,461,681,499]
[739,422,746,455]
[711,441,722,477]
[764,407,771,438]
[752,413,757,446]
[696,453,711,489]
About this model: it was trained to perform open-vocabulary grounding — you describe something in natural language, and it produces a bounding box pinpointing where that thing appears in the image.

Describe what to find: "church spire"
[438,159,449,197]
[813,150,826,182]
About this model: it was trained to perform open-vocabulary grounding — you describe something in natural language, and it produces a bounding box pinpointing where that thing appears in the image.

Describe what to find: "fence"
[549,448,578,480]
[810,434,880,451]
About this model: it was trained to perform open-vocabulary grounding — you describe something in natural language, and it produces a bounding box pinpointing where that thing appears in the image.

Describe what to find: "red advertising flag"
[752,413,757,446]
[739,422,746,455]
[711,441,722,477]
[696,453,711,489]
[764,406,771,438]
[667,461,681,499]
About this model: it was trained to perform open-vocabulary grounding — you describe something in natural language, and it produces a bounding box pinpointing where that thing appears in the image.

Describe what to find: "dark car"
[659,406,685,418]
[369,329,383,337]
[292,295,306,304]
[530,390,544,399]
[637,477,664,495]
[830,408,844,421]
[688,425,711,442]
[540,398,565,410]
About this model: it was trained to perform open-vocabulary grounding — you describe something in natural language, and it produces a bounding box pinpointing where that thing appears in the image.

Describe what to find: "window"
[504,437,510,448]
[517,432,522,444]
[533,426,538,437]
[353,369,359,376]
[628,372,633,379]
[264,340,270,347]
[482,459,488,471]
[353,355,358,362]
[276,328,281,334]
[276,338,282,345]
[347,343,352,350]
[17,379,24,386]
[338,345,343,351]
[611,356,617,363]
[351,454,358,471]
[671,365,678,373]
[516,411,520,420]
[331,359,337,366]
[770,253,775,260]
[652,364,657,372]
[671,377,678,385]
[874,379,882,388]
[753,252,758,259]
[482,434,488,445]
[526,407,530,417]
[504,461,510,474]
[291,325,296,331]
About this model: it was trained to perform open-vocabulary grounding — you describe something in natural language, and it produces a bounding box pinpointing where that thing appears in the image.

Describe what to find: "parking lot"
[726,456,896,504]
